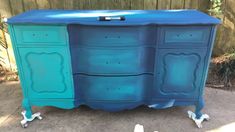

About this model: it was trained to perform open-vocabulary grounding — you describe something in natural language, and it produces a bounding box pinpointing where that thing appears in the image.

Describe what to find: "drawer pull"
[98,16,125,21]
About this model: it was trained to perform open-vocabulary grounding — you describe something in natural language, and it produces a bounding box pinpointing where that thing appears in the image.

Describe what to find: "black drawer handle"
[98,16,125,21]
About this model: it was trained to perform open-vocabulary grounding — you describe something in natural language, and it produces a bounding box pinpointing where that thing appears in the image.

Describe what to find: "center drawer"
[68,25,156,46]
[74,74,153,101]
[70,47,155,75]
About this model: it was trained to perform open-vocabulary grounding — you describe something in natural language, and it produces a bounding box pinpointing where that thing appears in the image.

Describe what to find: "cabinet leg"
[21,99,42,128]
[187,98,210,128]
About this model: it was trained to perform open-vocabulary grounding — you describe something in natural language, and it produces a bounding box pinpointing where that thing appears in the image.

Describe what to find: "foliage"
[208,0,223,17]
[212,52,235,88]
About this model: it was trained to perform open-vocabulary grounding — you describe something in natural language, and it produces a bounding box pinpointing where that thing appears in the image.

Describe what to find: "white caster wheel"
[21,122,28,128]
[204,114,210,121]
[187,110,210,128]
[195,121,202,128]
[20,110,42,128]
[37,115,43,120]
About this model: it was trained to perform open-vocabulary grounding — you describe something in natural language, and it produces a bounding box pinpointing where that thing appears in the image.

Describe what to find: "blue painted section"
[67,24,215,112]
[7,10,220,119]
[7,10,221,25]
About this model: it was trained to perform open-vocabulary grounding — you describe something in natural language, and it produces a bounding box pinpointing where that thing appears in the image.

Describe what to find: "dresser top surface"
[7,10,221,25]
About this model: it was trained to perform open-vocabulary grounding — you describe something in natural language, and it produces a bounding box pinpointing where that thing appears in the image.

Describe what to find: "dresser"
[7,10,220,128]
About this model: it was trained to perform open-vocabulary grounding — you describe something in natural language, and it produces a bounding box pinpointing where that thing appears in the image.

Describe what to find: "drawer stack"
[68,25,156,104]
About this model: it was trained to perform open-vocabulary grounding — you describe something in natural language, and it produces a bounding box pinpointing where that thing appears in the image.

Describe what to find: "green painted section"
[13,25,67,45]
[8,24,75,114]
[18,47,74,99]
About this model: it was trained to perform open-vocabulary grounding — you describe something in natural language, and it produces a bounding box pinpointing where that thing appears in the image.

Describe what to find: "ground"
[0,82,234,132]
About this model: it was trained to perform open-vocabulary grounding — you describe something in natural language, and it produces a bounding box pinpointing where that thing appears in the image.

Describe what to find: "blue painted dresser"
[7,10,220,128]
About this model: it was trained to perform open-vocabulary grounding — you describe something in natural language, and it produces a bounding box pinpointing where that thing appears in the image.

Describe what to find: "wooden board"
[144,0,157,10]
[171,0,184,9]
[0,0,12,17]
[64,0,74,9]
[73,0,83,9]
[131,0,144,9]
[158,0,171,9]
[23,0,38,11]
[9,0,24,15]
[87,0,107,10]
[106,0,131,10]
[198,0,209,12]
[49,0,64,9]
[36,0,51,9]
[185,0,199,9]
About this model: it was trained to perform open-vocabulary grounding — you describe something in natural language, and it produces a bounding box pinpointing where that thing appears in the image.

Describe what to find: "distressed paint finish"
[7,10,220,121]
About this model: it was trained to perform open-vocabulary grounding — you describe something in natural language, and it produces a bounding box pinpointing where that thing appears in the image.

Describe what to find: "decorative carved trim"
[160,53,201,94]
[25,52,67,93]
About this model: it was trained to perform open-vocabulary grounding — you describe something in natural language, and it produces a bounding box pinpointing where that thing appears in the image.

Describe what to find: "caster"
[20,110,42,128]
[187,110,210,128]
[203,114,210,121]
[37,115,43,120]
[20,120,28,128]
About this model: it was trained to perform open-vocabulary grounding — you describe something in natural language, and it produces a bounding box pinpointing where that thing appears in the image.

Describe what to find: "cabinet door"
[18,47,73,99]
[153,49,207,99]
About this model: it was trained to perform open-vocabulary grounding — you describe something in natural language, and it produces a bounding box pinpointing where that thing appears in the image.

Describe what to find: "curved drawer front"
[74,74,153,101]
[159,26,211,47]
[13,25,67,45]
[68,25,156,46]
[70,47,155,75]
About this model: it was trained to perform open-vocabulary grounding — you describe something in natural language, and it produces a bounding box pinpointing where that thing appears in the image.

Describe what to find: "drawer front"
[68,25,156,46]
[70,47,155,75]
[159,26,211,47]
[74,74,153,101]
[13,25,67,45]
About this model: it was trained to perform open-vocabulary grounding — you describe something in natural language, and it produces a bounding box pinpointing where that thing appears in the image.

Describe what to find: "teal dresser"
[7,10,220,128]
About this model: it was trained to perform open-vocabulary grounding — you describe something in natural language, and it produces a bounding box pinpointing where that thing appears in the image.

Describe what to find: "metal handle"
[98,16,125,21]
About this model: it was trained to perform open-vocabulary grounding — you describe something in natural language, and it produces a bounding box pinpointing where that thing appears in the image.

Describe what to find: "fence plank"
[106,0,120,9]
[0,0,13,17]
[144,0,157,9]
[120,0,131,9]
[131,0,144,9]
[36,0,51,9]
[171,0,184,9]
[198,0,210,12]
[185,0,199,9]
[158,0,171,9]
[50,0,64,9]
[89,0,108,9]
[64,0,74,9]
[73,0,83,9]
[9,0,24,15]
[23,0,38,11]
[106,0,130,10]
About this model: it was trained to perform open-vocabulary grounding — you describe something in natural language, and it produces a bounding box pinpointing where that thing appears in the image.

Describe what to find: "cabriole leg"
[187,97,210,128]
[20,99,42,128]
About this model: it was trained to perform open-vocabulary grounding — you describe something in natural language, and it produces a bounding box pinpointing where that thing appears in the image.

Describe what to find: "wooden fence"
[1,0,210,17]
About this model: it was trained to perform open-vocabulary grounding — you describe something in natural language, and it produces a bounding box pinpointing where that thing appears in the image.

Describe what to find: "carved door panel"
[153,49,207,99]
[18,47,73,99]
